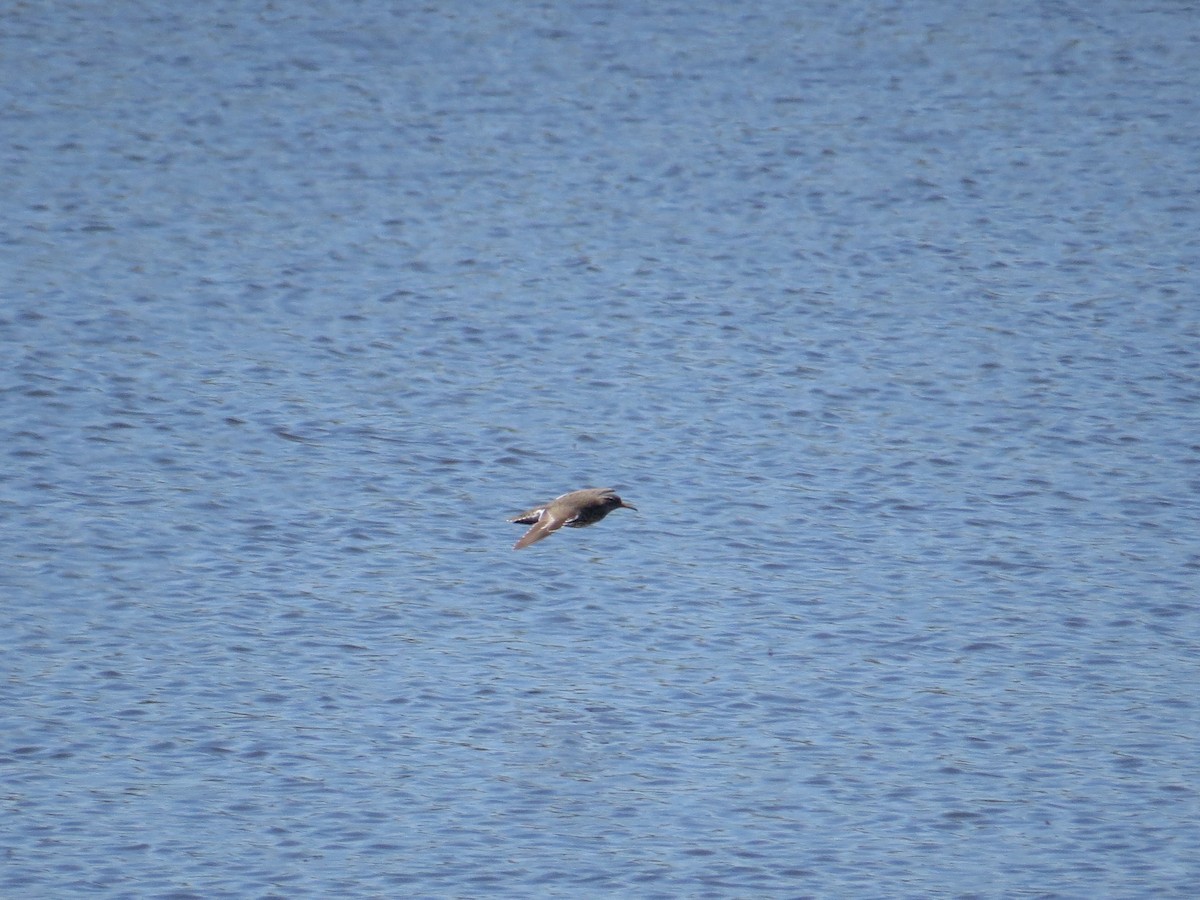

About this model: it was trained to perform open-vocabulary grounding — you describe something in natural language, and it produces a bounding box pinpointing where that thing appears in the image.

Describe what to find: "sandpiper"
[510,487,637,550]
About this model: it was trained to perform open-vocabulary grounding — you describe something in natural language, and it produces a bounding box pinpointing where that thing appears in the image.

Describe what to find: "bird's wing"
[513,507,570,549]
[509,505,545,525]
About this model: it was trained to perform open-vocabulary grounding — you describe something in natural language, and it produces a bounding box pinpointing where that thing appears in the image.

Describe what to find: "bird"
[510,487,637,550]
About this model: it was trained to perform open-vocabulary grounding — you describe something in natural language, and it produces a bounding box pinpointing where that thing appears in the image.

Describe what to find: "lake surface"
[3,1,1199,896]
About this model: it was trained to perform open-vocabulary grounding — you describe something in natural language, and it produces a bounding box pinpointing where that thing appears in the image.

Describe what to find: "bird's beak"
[621,501,638,511]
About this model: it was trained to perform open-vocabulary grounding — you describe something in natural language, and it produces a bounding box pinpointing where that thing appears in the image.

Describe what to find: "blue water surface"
[3,1,1199,896]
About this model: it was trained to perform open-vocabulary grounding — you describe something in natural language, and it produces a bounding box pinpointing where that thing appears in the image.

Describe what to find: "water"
[3,1,1199,896]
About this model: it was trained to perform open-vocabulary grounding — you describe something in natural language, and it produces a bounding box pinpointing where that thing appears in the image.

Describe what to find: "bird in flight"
[510,487,637,550]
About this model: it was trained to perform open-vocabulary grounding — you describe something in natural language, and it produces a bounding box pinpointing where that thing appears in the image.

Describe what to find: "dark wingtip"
[514,525,550,549]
